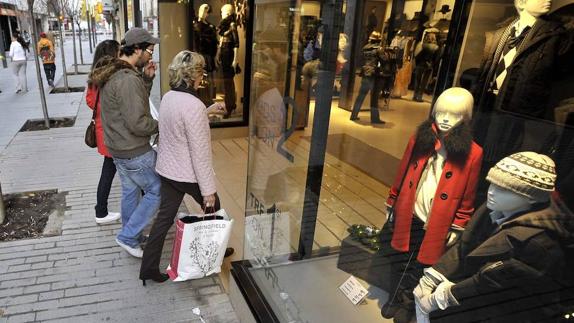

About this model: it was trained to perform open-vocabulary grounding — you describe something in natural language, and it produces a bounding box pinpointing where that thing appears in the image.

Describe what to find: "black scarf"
[218,15,236,36]
[171,83,197,96]
[413,119,473,163]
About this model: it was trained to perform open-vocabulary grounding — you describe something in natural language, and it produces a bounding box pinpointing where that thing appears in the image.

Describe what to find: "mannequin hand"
[414,267,446,301]
[206,102,226,115]
[386,206,394,223]
[232,60,238,68]
[203,194,216,210]
[446,230,461,247]
[418,281,458,314]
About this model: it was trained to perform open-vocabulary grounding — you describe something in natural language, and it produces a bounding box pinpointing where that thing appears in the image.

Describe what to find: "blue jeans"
[113,149,161,248]
[350,76,382,122]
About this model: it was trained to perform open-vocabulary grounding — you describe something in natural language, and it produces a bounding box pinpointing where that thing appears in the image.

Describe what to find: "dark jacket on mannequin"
[386,120,483,265]
[360,41,384,77]
[430,201,574,322]
[474,17,572,119]
[193,20,218,72]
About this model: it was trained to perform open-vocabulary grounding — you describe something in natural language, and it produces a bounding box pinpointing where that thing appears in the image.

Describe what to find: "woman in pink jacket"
[139,50,230,285]
[86,40,121,224]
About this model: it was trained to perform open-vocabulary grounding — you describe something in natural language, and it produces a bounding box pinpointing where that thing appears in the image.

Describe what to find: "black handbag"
[84,92,99,148]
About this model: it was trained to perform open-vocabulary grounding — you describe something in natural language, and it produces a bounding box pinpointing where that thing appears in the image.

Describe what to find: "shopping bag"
[167,209,233,281]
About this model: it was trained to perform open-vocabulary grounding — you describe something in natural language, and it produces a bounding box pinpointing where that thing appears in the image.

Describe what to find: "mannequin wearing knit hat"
[413,151,573,322]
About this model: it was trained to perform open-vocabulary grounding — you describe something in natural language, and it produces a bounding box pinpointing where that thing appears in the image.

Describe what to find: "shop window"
[157,0,250,126]
[240,0,574,320]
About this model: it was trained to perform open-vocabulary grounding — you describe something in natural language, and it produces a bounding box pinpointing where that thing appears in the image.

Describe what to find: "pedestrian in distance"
[139,50,231,285]
[90,27,160,258]
[9,33,28,94]
[86,39,122,225]
[38,32,56,87]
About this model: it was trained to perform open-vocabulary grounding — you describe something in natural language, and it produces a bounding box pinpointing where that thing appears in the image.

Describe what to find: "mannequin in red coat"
[381,87,483,322]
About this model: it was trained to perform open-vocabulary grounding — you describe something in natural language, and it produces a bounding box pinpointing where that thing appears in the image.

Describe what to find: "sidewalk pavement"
[0,53,239,321]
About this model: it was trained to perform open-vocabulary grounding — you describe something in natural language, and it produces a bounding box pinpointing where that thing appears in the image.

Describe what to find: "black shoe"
[350,117,360,121]
[140,272,169,286]
[224,247,234,258]
[381,299,402,319]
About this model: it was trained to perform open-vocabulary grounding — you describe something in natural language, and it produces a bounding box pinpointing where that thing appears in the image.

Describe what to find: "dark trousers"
[350,76,382,122]
[140,176,221,278]
[413,65,432,101]
[223,76,237,115]
[388,216,426,308]
[43,63,56,82]
[95,157,117,218]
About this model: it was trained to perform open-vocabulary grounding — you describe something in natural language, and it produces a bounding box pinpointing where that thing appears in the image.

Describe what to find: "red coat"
[86,85,111,157]
[386,122,483,265]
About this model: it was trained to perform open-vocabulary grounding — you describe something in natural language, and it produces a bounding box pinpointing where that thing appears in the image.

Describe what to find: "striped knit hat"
[486,152,556,201]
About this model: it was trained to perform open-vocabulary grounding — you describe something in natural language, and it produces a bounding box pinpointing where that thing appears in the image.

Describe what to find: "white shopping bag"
[167,209,233,281]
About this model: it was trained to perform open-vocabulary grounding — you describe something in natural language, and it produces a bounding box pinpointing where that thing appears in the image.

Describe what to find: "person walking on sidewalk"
[140,51,232,285]
[38,32,56,87]
[9,33,28,93]
[86,39,121,225]
[91,28,160,258]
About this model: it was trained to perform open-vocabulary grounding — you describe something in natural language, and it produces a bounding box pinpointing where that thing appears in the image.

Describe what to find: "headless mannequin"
[218,4,239,118]
[193,4,218,104]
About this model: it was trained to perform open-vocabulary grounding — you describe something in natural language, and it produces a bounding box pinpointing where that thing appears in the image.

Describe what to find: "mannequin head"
[487,184,536,212]
[221,4,235,19]
[198,4,211,20]
[368,31,382,44]
[432,87,473,133]
[515,0,552,19]
[486,152,556,212]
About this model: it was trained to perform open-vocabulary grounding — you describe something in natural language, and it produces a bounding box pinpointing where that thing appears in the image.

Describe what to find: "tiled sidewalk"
[0,60,238,322]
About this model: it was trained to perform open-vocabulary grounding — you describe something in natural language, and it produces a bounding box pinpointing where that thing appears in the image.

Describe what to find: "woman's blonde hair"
[168,50,205,88]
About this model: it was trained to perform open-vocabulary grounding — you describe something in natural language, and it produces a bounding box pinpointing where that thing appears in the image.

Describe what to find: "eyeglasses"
[145,48,154,56]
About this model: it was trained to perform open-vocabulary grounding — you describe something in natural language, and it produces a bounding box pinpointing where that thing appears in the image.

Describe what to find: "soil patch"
[50,86,86,94]
[19,117,76,132]
[0,190,67,241]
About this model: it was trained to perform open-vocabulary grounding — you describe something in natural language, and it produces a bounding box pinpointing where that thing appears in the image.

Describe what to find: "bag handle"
[201,206,216,220]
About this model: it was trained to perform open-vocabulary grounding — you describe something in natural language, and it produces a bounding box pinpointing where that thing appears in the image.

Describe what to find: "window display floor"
[249,255,393,323]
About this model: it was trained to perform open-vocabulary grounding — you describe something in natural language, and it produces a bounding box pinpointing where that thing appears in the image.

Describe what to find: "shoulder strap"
[92,91,100,120]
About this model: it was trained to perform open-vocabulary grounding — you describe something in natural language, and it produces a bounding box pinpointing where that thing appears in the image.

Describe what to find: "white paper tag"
[339,276,368,305]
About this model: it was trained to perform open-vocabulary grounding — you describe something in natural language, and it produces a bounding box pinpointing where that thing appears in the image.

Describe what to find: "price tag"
[338,276,368,305]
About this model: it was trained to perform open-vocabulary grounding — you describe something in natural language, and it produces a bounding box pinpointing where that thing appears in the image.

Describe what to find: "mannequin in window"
[380,87,483,322]
[472,0,573,170]
[413,152,572,322]
[412,30,439,102]
[193,4,218,104]
[349,31,386,124]
[217,4,240,119]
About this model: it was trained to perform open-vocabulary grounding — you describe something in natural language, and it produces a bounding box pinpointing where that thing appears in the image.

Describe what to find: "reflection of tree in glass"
[189,237,220,275]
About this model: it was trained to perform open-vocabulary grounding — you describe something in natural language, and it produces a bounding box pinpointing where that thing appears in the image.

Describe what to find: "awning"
[0,8,17,16]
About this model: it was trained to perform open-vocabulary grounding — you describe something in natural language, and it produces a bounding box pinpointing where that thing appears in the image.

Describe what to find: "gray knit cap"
[486,152,556,201]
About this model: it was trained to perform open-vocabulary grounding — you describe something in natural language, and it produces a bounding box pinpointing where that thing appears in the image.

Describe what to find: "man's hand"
[144,60,157,78]
[203,194,216,211]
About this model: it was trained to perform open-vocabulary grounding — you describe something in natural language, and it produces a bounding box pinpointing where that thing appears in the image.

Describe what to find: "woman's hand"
[206,102,226,115]
[203,194,216,210]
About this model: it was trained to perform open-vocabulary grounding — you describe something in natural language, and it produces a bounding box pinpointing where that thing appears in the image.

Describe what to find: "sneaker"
[95,212,121,224]
[115,238,143,258]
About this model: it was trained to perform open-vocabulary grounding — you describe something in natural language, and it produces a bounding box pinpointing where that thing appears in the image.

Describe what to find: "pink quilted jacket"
[155,90,217,196]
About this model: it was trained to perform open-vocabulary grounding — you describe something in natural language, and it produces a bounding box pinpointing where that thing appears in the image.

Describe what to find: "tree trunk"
[87,7,93,54]
[77,20,84,64]
[28,7,50,128]
[57,16,69,90]
[71,16,78,74]
[0,180,5,224]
